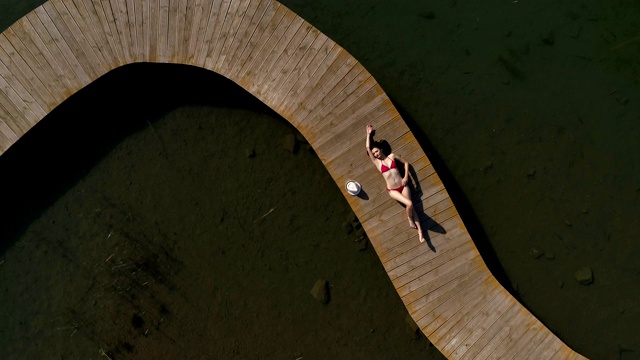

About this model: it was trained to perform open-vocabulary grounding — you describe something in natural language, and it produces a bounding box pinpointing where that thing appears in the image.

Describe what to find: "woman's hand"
[402,176,409,186]
[366,124,373,135]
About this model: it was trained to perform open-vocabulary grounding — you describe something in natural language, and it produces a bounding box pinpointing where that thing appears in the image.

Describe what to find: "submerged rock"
[575,267,594,285]
[341,222,353,234]
[355,238,368,252]
[282,133,298,153]
[529,247,545,259]
[310,279,330,304]
[405,313,420,339]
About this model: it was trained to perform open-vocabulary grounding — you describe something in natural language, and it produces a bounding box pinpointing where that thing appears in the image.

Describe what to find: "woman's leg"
[388,186,425,243]
[402,186,425,242]
[386,188,415,226]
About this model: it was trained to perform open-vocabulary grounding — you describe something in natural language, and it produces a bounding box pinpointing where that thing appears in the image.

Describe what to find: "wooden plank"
[407,261,489,320]
[305,76,379,140]
[64,0,116,69]
[98,0,130,64]
[378,211,464,265]
[179,0,196,61]
[240,7,296,90]
[423,277,500,344]
[485,312,541,360]
[157,0,170,62]
[0,91,31,134]
[497,321,547,360]
[85,0,124,65]
[392,241,477,296]
[196,0,228,67]
[277,43,343,120]
[253,16,310,99]
[0,73,39,130]
[49,0,107,76]
[209,0,253,72]
[0,105,20,143]
[124,0,138,60]
[166,0,180,62]
[14,15,77,95]
[33,5,93,85]
[257,20,318,103]
[387,230,473,282]
[273,38,338,113]
[0,34,55,113]
[201,0,235,68]
[284,52,359,130]
[397,246,480,298]
[375,201,457,262]
[314,98,395,161]
[266,30,329,108]
[310,85,387,146]
[232,3,286,82]
[0,47,47,119]
[125,0,142,61]
[457,298,522,360]
[442,288,511,358]
[561,352,577,360]
[112,0,134,63]
[564,351,582,360]
[217,0,269,76]
[301,69,375,133]
[400,250,482,306]
[531,336,567,360]
[174,0,188,61]
[288,56,361,128]
[0,32,57,108]
[471,309,531,360]
[403,245,478,299]
[185,0,214,63]
[508,328,552,360]
[228,0,280,80]
[269,28,330,107]
[143,0,156,61]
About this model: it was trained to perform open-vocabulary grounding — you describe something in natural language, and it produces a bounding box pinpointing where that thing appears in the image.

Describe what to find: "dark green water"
[1,1,639,359]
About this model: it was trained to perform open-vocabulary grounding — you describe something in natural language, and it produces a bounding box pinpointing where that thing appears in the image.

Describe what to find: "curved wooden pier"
[0,1,586,359]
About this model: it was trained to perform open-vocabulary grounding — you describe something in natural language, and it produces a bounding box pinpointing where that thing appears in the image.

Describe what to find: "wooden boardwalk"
[0,1,587,359]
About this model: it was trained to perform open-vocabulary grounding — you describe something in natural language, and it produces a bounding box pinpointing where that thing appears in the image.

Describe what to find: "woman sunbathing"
[366,124,425,243]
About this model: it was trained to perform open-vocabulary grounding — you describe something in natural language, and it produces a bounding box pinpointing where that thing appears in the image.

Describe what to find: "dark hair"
[370,139,391,155]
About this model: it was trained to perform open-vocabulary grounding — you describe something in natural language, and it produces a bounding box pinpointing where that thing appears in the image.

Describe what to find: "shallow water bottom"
[0,102,445,359]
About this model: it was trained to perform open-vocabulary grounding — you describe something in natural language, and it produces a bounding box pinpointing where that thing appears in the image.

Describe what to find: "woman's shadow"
[378,139,446,252]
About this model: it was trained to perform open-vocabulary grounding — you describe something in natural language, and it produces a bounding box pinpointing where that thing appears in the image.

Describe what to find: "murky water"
[1,1,639,359]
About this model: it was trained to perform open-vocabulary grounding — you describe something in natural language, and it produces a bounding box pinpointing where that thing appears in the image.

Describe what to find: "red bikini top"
[380,159,397,173]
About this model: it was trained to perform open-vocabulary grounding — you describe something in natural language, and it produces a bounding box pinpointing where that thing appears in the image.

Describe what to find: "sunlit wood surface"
[0,1,587,359]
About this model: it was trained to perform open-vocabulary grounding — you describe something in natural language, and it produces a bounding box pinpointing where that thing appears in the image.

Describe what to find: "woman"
[366,124,425,243]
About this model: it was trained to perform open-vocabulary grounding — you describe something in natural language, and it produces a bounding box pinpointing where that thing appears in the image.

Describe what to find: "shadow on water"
[392,99,517,297]
[0,63,276,254]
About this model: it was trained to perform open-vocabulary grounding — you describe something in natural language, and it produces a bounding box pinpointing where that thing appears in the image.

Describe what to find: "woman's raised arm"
[365,124,377,164]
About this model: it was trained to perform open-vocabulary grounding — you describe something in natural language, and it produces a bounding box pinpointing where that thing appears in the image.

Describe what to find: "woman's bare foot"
[418,230,426,243]
[408,217,417,229]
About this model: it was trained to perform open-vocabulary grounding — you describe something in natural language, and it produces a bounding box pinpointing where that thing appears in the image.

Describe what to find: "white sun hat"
[345,180,361,196]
